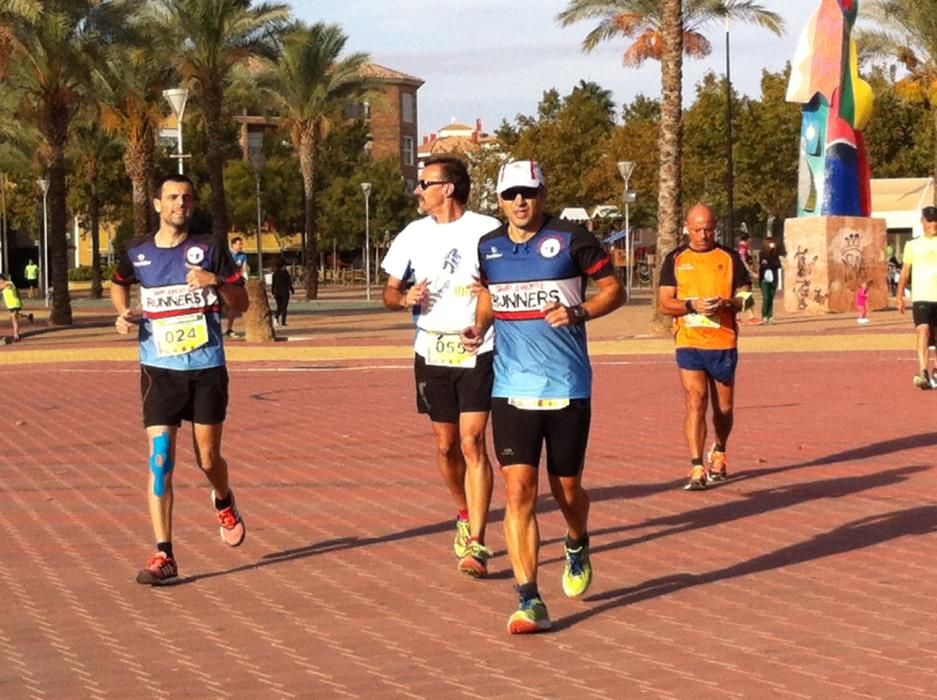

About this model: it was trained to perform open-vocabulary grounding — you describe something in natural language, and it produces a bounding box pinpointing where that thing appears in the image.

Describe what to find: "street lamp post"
[162,88,189,175]
[37,178,49,307]
[725,17,735,247]
[616,161,636,301]
[250,151,266,279]
[360,182,372,301]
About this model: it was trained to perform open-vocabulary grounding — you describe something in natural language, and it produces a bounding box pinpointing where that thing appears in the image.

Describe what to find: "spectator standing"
[24,259,39,299]
[759,240,782,324]
[271,258,294,327]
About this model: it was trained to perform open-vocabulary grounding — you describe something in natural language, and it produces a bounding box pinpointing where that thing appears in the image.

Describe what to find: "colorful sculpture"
[787,0,874,217]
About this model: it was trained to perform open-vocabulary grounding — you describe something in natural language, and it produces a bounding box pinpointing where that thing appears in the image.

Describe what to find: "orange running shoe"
[136,551,179,586]
[707,447,729,482]
[213,489,246,547]
[684,465,708,491]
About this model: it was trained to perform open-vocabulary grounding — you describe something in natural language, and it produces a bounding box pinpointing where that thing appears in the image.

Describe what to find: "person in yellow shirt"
[897,206,937,389]
[0,274,34,342]
[658,204,752,491]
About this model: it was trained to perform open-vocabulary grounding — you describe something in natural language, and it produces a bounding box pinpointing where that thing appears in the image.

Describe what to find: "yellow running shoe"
[707,446,728,482]
[508,596,551,634]
[458,540,492,578]
[684,465,708,491]
[453,517,471,558]
[562,543,593,598]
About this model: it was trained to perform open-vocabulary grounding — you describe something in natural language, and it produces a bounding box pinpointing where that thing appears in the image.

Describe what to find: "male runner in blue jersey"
[462,161,624,633]
[111,174,249,585]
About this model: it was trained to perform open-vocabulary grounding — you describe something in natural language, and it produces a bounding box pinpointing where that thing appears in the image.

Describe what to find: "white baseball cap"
[496,160,545,194]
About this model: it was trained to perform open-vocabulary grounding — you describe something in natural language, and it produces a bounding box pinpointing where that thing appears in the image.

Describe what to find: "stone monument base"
[782,216,887,314]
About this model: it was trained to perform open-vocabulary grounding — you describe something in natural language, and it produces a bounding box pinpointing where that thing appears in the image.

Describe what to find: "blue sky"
[293,1,834,134]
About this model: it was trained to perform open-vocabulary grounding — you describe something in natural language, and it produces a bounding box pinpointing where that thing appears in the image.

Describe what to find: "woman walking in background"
[272,258,295,327]
[759,240,782,324]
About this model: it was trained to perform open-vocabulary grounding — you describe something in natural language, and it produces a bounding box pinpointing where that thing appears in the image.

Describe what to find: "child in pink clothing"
[856,280,870,324]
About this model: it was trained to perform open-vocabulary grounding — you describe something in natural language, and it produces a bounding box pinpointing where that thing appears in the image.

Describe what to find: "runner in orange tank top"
[658,204,752,491]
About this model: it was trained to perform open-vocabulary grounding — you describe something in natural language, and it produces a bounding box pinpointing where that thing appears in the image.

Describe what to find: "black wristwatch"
[570,305,589,324]
[685,299,695,314]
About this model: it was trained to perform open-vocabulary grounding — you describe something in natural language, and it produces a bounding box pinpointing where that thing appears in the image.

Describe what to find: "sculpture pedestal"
[782,216,888,314]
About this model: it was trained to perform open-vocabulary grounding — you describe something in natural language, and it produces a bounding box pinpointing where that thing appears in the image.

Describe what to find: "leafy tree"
[558,0,783,328]
[507,84,617,211]
[255,21,373,299]
[733,67,800,229]
[318,157,416,254]
[0,0,132,324]
[68,117,126,297]
[152,0,290,246]
[93,25,175,238]
[586,94,661,230]
[863,68,933,178]
[224,155,304,243]
[858,1,937,198]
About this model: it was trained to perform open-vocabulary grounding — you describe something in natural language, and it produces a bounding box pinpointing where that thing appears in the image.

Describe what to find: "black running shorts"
[491,397,591,477]
[140,365,229,427]
[912,302,937,329]
[414,351,493,424]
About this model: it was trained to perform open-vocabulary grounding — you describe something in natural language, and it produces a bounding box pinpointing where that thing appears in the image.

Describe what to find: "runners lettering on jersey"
[659,244,750,350]
[478,217,613,400]
[112,234,243,370]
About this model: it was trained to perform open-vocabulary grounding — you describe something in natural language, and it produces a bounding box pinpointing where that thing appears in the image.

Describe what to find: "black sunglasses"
[417,179,451,190]
[500,186,541,201]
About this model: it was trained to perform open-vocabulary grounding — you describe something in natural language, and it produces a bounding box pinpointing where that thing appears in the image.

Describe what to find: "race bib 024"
[152,313,209,357]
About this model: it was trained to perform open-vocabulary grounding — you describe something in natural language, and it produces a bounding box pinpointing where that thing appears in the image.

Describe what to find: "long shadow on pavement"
[556,502,937,630]
[175,435,935,585]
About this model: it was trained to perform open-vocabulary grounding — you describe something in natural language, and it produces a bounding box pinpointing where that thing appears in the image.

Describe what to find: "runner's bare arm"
[461,287,493,351]
[544,275,624,328]
[110,282,140,334]
[186,264,248,314]
[897,263,911,313]
[383,276,429,310]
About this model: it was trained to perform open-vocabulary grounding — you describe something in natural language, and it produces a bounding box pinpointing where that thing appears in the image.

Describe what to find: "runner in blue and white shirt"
[462,160,624,635]
[111,174,249,586]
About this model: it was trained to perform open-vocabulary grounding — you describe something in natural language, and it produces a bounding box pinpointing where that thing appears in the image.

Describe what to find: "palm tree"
[93,33,175,238]
[558,0,782,327]
[69,117,123,298]
[0,0,131,325]
[656,0,683,327]
[151,0,290,248]
[257,21,373,299]
[858,1,937,204]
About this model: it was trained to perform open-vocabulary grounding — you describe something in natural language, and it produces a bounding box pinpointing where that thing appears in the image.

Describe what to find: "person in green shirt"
[0,274,33,341]
[24,259,39,299]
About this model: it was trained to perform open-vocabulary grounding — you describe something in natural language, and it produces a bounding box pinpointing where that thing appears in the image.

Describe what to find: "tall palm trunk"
[124,118,155,238]
[299,128,320,299]
[48,112,73,326]
[89,179,102,298]
[653,0,684,332]
[203,84,230,249]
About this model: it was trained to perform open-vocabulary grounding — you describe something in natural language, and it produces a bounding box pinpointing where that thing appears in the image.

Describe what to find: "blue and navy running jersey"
[113,234,243,370]
[478,216,614,399]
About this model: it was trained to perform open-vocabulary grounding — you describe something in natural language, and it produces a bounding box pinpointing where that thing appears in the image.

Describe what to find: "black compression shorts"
[491,397,591,477]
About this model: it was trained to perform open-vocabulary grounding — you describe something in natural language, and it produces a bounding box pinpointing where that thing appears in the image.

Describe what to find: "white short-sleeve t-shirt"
[382,211,499,357]
[903,235,937,302]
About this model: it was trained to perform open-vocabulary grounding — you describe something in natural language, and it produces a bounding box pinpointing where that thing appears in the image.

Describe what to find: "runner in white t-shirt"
[382,156,500,577]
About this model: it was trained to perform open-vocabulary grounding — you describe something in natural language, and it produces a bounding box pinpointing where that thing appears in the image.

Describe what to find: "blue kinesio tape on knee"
[149,432,174,498]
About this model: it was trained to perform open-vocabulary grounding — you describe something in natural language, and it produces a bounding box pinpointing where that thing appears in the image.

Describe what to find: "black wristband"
[685,299,694,314]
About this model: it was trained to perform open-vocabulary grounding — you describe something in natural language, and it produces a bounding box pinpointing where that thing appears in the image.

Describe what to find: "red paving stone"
[2,298,937,697]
